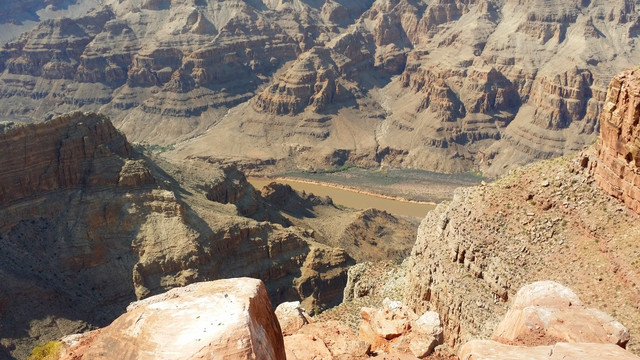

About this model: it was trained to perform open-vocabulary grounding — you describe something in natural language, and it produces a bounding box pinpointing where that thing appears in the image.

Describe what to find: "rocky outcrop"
[359,298,443,358]
[274,301,312,336]
[492,281,629,347]
[459,281,638,360]
[403,150,640,355]
[593,69,640,214]
[460,340,640,360]
[0,111,132,203]
[0,112,354,359]
[60,278,286,360]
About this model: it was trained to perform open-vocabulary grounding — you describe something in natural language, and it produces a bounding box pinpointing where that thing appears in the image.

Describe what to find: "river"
[248,177,436,218]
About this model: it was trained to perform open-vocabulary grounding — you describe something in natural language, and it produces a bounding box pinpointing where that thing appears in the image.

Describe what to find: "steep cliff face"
[593,69,640,214]
[173,0,640,175]
[403,152,640,355]
[0,112,354,359]
[2,0,640,175]
[0,112,132,203]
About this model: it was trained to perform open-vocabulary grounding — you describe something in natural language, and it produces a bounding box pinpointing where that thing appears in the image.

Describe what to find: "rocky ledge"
[403,149,640,354]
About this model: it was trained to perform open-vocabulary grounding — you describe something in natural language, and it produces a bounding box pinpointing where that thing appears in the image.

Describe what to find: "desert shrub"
[27,341,62,360]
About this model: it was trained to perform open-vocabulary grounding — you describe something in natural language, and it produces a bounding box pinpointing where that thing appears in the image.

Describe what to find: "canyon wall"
[0,112,354,359]
[1,0,640,175]
[403,151,640,355]
[593,69,640,214]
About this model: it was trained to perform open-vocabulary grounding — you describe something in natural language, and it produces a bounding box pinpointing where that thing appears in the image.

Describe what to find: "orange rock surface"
[61,278,285,360]
[594,69,640,214]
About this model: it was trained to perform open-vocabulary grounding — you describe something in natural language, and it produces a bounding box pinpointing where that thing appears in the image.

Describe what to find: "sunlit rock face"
[2,0,640,175]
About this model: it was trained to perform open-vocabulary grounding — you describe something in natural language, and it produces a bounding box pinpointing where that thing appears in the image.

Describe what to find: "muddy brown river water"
[248,177,436,218]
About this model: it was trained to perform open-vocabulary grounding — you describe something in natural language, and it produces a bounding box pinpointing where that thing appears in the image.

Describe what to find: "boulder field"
[56,279,640,360]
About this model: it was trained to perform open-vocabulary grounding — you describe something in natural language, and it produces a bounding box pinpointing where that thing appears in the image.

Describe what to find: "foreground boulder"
[492,281,629,347]
[61,278,285,360]
[360,298,443,358]
[275,301,312,336]
[459,281,638,360]
[460,341,640,360]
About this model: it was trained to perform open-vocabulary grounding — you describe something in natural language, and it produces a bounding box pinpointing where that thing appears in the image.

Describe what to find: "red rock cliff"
[0,111,131,204]
[594,69,640,214]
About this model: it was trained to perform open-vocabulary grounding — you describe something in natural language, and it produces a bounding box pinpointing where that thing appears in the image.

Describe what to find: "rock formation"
[593,68,640,214]
[257,182,419,263]
[171,0,640,175]
[0,112,355,359]
[0,0,101,45]
[1,1,640,175]
[359,298,443,358]
[492,281,629,347]
[60,278,286,360]
[459,281,638,360]
[403,150,640,355]
[460,341,640,360]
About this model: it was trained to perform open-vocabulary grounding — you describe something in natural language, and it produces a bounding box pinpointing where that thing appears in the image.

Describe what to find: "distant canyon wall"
[1,0,640,175]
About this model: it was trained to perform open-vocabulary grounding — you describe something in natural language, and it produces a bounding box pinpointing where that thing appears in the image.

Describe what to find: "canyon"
[1,0,640,359]
[0,0,639,175]
[0,111,416,359]
[27,66,640,359]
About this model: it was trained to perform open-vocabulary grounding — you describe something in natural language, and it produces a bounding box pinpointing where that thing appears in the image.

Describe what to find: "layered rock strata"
[0,112,354,359]
[593,69,640,214]
[171,0,640,175]
[2,1,640,175]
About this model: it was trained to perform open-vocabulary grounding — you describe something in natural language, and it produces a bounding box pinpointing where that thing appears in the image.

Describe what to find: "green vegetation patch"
[28,341,62,360]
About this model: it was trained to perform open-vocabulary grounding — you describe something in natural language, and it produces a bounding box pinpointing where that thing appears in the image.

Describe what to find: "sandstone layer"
[593,68,640,214]
[1,1,639,175]
[60,279,285,360]
[403,150,640,355]
[0,112,357,359]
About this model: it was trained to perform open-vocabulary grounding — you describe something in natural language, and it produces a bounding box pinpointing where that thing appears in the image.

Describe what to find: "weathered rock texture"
[492,281,629,347]
[458,281,639,360]
[2,1,640,175]
[0,112,132,203]
[460,340,640,360]
[0,112,354,359]
[60,278,285,360]
[593,69,640,214]
[359,298,443,358]
[403,151,640,355]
